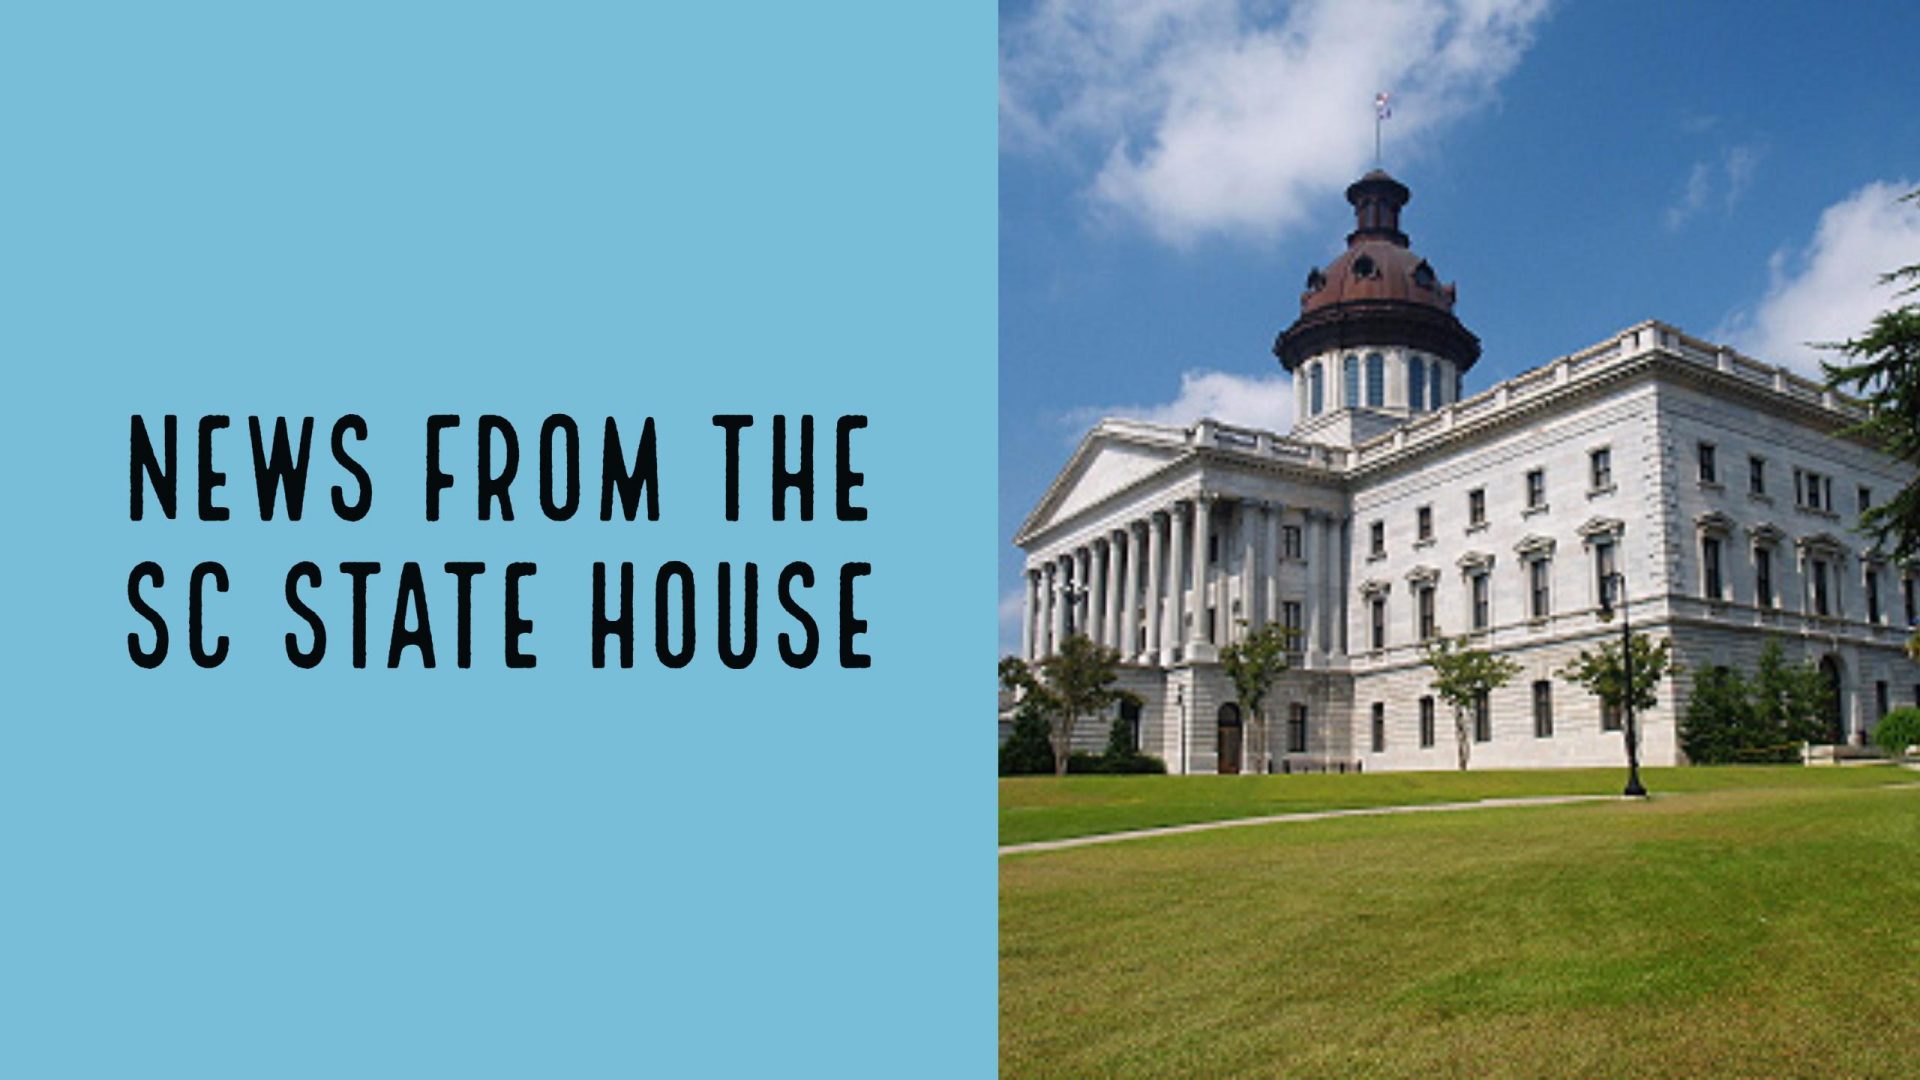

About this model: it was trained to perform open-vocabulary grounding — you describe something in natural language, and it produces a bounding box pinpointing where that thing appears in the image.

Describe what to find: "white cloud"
[1664,144,1761,231]
[1722,179,1920,375]
[1065,368,1295,433]
[1001,0,1553,245]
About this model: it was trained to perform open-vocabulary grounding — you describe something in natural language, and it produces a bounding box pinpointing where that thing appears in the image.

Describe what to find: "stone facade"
[1013,322,1920,773]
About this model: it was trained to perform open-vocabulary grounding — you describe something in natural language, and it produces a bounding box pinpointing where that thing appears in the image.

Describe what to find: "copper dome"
[1275,170,1480,372]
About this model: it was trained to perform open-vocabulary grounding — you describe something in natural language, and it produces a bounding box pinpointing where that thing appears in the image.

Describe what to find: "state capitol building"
[1013,170,1920,774]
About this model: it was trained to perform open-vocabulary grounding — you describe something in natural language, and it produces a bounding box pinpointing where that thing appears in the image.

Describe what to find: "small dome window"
[1352,254,1377,278]
[1412,260,1436,288]
[1305,267,1326,291]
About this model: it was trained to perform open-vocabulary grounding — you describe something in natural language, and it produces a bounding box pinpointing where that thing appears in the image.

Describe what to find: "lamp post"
[1601,570,1648,798]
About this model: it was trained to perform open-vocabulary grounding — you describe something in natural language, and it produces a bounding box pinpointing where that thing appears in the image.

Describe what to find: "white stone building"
[1013,171,1920,774]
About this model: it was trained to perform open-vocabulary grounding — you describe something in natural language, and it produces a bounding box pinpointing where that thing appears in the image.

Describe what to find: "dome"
[1274,170,1480,372]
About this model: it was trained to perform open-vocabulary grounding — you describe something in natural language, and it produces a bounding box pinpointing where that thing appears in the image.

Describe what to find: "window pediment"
[1695,510,1736,536]
[1513,535,1556,560]
[1796,532,1848,560]
[1577,516,1624,541]
[1359,578,1393,598]
[1457,550,1495,574]
[1747,522,1786,546]
[1405,565,1440,587]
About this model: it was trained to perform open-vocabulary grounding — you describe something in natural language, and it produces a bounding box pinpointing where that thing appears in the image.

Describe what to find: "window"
[1282,601,1303,647]
[1529,559,1552,620]
[1366,352,1385,407]
[1417,584,1436,641]
[1408,357,1426,412]
[1468,488,1487,528]
[1282,525,1303,560]
[1755,547,1774,609]
[1208,532,1219,564]
[1860,486,1874,513]
[1533,681,1554,738]
[1370,597,1387,650]
[1867,569,1881,624]
[1429,359,1443,410]
[1417,506,1433,543]
[1749,455,1767,496]
[1371,703,1386,753]
[1795,468,1834,512]
[1703,536,1723,600]
[1602,700,1623,732]
[1418,697,1436,748]
[1589,447,1612,491]
[1471,573,1491,631]
[1119,700,1143,752]
[1287,704,1308,753]
[1905,576,1917,626]
[1344,354,1360,408]
[1525,469,1546,511]
[1697,442,1718,485]
[1875,681,1890,721]
[1309,362,1324,415]
[1472,690,1491,742]
[1370,520,1386,558]
[1593,539,1616,609]
[1812,559,1831,616]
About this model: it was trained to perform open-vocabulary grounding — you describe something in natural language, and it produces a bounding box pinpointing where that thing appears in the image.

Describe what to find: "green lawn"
[1000,765,1910,846]
[1001,777,1920,1079]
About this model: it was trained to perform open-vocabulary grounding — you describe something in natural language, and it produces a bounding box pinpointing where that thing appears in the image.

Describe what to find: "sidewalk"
[1000,793,1631,857]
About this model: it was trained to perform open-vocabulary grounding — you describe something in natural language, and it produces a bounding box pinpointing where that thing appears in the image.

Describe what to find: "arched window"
[1309,362,1324,415]
[1344,354,1359,408]
[1408,355,1426,412]
[1366,353,1385,408]
[1429,359,1443,410]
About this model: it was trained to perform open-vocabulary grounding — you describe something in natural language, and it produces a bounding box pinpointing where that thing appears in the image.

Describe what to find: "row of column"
[1023,497,1348,667]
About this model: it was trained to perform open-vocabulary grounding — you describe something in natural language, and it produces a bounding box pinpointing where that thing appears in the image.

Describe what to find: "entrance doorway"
[1217,703,1243,775]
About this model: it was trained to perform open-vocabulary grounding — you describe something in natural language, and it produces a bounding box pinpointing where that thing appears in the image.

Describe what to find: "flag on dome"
[1374,91,1392,120]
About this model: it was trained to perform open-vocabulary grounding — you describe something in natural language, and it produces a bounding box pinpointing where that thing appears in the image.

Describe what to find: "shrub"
[999,702,1055,776]
[1874,707,1920,759]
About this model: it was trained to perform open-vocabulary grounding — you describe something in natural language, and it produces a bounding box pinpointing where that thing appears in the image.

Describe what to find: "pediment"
[1577,515,1624,539]
[1457,550,1494,573]
[1013,421,1190,545]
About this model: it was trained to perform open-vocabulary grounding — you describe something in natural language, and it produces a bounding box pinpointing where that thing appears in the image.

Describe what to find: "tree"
[998,635,1136,776]
[1558,632,1673,726]
[1422,636,1521,771]
[1874,706,1920,760]
[1750,637,1834,748]
[1678,664,1755,765]
[1822,188,1920,563]
[1219,621,1296,776]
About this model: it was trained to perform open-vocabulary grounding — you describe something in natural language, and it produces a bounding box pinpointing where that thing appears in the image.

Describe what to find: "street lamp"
[1599,570,1648,798]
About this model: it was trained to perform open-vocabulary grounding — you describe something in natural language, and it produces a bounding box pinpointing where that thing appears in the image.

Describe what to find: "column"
[1098,541,1113,641]
[1074,547,1091,639]
[1121,523,1141,661]
[1046,561,1062,656]
[1021,568,1037,660]
[1237,501,1256,640]
[1305,510,1324,665]
[1105,530,1124,650]
[1147,512,1167,663]
[1165,503,1186,665]
[1264,503,1281,632]
[1189,495,1213,657]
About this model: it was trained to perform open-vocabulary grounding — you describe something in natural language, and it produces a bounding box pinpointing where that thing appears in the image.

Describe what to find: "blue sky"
[998,0,1920,652]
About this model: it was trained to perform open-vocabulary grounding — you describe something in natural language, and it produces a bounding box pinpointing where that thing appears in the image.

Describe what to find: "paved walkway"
[1000,793,1630,857]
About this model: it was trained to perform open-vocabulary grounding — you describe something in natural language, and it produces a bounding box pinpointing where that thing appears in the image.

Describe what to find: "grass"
[1001,776,1920,1079]
[999,765,1911,846]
